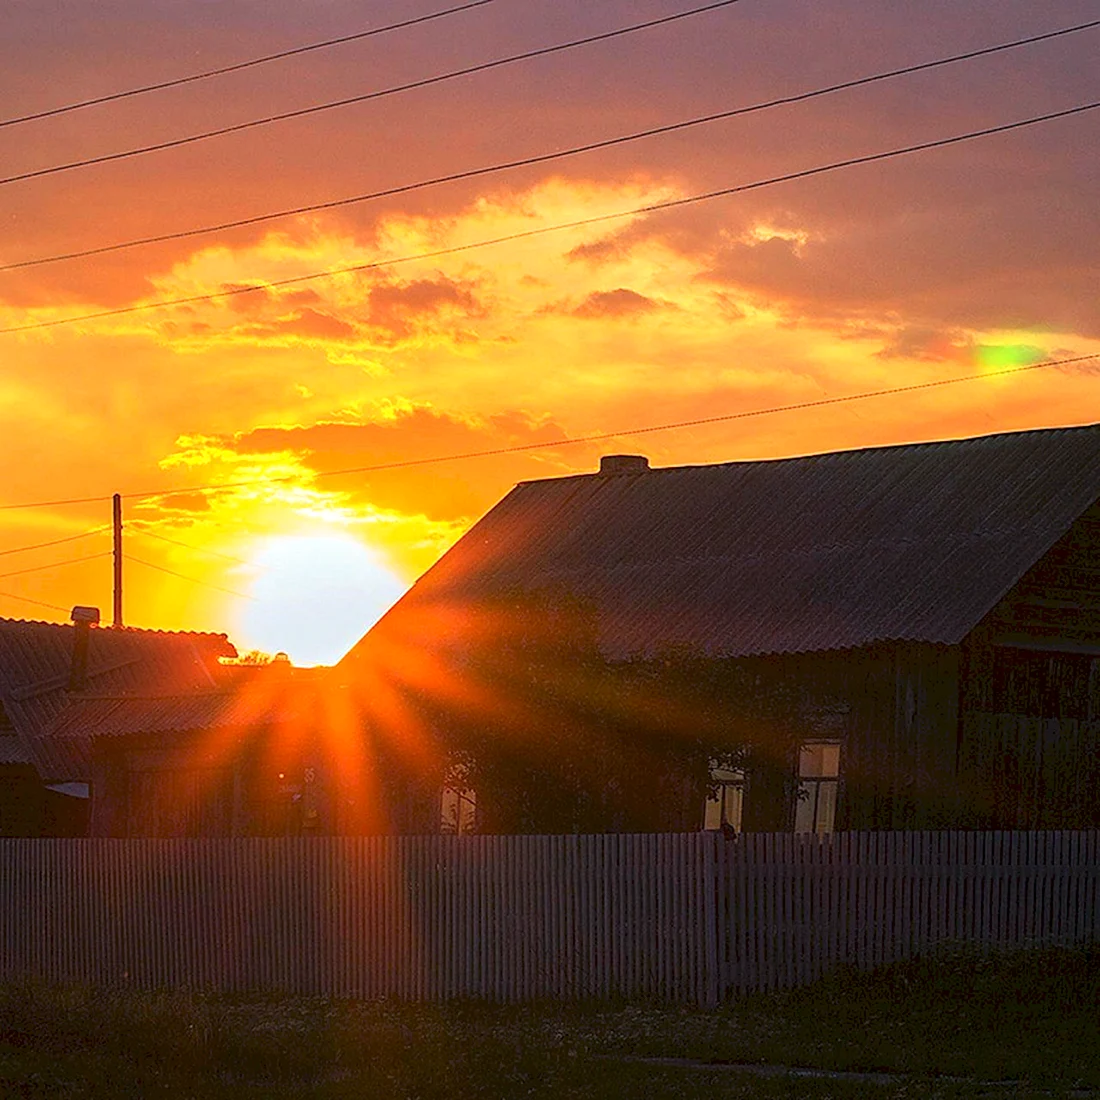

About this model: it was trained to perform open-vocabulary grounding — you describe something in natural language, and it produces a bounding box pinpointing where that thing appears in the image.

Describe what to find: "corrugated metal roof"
[344,424,1100,663]
[0,620,236,781]
[0,735,32,766]
[51,689,307,740]
[45,686,311,777]
[0,699,31,765]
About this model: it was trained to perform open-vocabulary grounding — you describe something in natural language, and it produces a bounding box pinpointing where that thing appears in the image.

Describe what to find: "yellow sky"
[2,1,1098,662]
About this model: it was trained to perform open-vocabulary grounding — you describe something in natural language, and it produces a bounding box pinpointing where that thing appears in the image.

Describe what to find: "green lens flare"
[975,344,1043,371]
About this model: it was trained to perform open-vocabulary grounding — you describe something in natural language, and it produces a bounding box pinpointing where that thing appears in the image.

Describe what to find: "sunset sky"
[1,0,1098,664]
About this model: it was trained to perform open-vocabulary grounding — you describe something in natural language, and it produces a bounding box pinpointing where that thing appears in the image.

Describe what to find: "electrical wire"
[0,0,743,187]
[2,99,1096,338]
[0,1,497,129]
[0,589,71,614]
[153,353,1100,485]
[127,554,256,600]
[0,551,113,580]
[0,353,1095,513]
[0,525,110,557]
[4,17,1094,274]
[130,524,254,566]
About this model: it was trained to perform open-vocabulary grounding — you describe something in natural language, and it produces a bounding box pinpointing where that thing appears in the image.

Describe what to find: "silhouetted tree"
[404,590,827,833]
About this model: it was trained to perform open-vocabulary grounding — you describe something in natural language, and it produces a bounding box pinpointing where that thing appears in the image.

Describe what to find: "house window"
[441,785,477,835]
[794,742,840,834]
[703,765,744,832]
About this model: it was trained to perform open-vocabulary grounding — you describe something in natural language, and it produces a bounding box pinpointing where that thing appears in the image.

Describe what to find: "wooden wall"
[90,734,441,839]
[982,499,1100,651]
[956,499,1100,827]
[835,645,962,829]
[731,645,963,831]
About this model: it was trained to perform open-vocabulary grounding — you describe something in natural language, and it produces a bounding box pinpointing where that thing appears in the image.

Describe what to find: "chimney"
[69,606,100,692]
[599,454,650,475]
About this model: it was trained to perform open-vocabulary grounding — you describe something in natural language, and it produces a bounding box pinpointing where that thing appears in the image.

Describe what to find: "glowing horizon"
[1,0,1098,649]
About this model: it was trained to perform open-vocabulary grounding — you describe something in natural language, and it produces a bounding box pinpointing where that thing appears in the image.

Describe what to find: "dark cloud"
[4,0,1096,344]
[874,326,973,363]
[368,278,474,315]
[572,288,662,319]
[693,192,1100,338]
[365,276,484,339]
[157,275,484,345]
[200,298,360,344]
[284,308,358,341]
[566,236,630,266]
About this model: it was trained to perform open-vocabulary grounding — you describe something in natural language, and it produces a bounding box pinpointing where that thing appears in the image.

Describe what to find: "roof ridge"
[348,420,1100,666]
[515,421,1100,485]
[0,616,231,641]
[66,689,232,702]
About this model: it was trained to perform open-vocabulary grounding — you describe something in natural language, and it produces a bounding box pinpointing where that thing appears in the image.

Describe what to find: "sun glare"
[237,534,407,666]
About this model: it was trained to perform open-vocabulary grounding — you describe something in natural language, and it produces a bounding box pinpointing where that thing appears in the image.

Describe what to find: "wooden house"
[340,424,1100,833]
[52,665,439,838]
[0,612,235,835]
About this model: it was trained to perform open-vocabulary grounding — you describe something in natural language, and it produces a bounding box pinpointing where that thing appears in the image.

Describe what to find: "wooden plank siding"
[956,716,1100,828]
[836,645,962,829]
[950,497,1100,828]
[982,500,1100,653]
[734,644,963,831]
[1,831,1097,1005]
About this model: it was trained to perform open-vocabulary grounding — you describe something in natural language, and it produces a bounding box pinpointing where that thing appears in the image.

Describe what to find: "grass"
[1,945,1098,1098]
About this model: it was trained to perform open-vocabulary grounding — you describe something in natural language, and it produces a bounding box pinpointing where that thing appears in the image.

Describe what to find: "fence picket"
[0,831,1096,1004]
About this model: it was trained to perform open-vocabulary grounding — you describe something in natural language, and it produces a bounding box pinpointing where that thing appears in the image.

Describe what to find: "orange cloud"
[3,95,1099,651]
[188,404,583,526]
[571,288,664,319]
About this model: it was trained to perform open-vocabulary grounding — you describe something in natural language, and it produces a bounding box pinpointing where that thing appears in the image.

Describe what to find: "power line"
[0,1,496,129]
[0,589,71,615]
[0,551,113,580]
[152,353,1100,487]
[0,0,742,188]
[0,525,110,557]
[127,554,256,600]
[5,17,1095,274]
[0,492,122,512]
[130,524,254,566]
[0,536,254,604]
[3,98,1097,338]
[0,353,1095,514]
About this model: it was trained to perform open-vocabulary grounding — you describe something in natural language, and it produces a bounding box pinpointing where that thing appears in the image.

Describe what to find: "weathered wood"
[0,832,1097,1004]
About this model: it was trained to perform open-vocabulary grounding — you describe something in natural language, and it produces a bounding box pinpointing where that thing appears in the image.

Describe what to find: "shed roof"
[343,423,1100,663]
[47,685,311,777]
[0,619,236,781]
[49,692,301,741]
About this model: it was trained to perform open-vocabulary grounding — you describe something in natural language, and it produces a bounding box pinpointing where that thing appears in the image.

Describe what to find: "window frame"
[703,763,745,832]
[794,740,841,835]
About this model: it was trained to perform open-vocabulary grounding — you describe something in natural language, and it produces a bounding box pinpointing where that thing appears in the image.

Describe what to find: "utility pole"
[112,493,123,628]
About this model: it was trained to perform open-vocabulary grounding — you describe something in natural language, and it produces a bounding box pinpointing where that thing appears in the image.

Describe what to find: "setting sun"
[0,1,1097,643]
[236,534,406,666]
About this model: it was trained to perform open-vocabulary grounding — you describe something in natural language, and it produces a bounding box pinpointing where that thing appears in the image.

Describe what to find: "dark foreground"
[2,945,1097,1098]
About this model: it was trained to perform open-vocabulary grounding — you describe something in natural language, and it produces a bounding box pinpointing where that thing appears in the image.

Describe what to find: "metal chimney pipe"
[599,454,650,475]
[69,605,100,692]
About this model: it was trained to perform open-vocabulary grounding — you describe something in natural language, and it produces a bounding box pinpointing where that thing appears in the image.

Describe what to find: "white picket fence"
[0,831,1096,1005]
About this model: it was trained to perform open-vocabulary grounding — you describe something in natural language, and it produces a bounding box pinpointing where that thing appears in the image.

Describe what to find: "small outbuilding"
[0,612,235,835]
[51,664,440,838]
